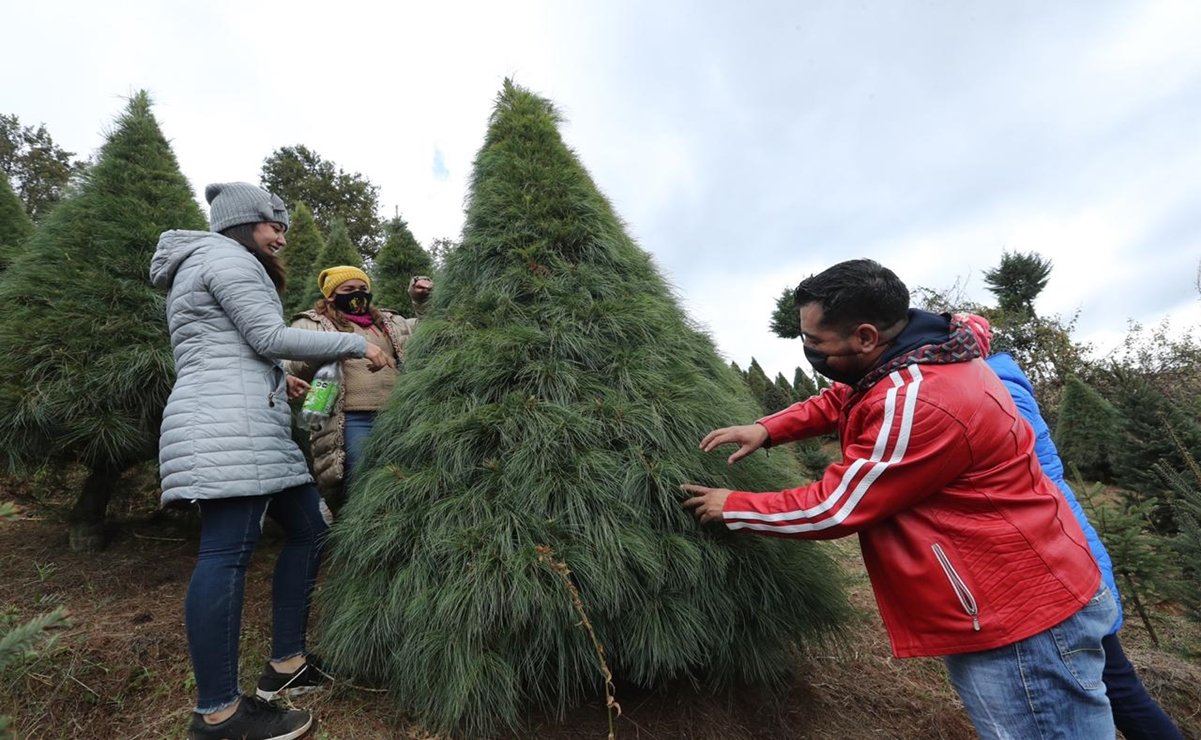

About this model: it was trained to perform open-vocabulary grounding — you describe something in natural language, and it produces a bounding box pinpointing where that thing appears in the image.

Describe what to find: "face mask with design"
[804,345,868,386]
[333,290,373,315]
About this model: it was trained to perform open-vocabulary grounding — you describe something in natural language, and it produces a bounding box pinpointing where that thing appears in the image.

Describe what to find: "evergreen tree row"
[730,358,830,479]
[279,206,434,319]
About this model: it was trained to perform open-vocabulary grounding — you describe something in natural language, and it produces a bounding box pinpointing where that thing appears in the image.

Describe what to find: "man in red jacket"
[682,259,1116,739]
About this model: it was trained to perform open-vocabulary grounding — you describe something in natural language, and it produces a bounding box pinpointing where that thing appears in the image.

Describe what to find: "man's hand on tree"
[680,483,733,524]
[699,423,769,465]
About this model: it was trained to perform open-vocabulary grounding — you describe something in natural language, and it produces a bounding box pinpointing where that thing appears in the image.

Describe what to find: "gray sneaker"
[187,694,313,740]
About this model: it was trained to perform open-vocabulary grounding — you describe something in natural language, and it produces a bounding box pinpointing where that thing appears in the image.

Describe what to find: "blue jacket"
[986,353,1123,632]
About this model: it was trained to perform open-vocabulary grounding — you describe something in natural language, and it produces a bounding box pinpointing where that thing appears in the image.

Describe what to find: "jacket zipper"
[267,367,284,408]
[931,543,980,631]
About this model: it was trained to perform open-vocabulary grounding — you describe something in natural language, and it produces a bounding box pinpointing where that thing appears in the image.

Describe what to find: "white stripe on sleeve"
[727,366,923,533]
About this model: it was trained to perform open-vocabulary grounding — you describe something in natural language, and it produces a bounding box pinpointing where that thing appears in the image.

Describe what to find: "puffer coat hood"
[152,230,368,505]
[150,230,211,289]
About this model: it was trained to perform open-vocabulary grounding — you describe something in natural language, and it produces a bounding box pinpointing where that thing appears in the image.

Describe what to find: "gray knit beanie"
[205,182,290,233]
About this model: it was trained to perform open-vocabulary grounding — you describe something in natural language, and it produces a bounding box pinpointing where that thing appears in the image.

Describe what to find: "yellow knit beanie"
[317,266,372,298]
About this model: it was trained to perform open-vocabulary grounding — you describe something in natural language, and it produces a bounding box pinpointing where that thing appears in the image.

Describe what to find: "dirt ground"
[2,491,1199,739]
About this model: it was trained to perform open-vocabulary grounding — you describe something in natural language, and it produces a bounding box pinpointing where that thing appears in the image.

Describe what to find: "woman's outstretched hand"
[285,375,310,401]
[364,343,395,372]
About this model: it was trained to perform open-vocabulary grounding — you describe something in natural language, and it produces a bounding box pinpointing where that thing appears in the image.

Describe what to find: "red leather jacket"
[723,314,1100,658]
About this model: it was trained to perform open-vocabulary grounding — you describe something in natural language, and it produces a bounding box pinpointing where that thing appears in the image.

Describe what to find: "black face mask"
[333,290,373,315]
[804,345,868,387]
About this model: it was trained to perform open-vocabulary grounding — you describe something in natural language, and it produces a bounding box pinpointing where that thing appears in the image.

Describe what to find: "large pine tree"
[0,175,33,269]
[373,214,433,316]
[0,92,206,550]
[317,81,847,737]
[281,201,325,317]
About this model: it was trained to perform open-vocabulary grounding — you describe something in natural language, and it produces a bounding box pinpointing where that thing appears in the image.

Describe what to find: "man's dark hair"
[793,259,909,333]
[220,223,287,293]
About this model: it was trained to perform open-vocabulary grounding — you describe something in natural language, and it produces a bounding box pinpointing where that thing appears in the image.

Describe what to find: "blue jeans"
[943,586,1117,740]
[343,410,377,487]
[185,484,328,714]
[1102,632,1183,739]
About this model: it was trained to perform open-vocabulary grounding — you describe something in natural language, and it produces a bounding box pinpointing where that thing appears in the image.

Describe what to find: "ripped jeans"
[185,484,328,714]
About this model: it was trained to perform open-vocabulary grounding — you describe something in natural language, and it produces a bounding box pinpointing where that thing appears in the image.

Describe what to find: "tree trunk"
[68,464,122,552]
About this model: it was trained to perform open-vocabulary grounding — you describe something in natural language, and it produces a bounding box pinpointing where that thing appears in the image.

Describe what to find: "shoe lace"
[242,694,288,720]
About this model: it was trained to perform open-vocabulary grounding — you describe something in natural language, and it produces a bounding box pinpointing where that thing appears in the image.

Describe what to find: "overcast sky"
[5,1,1199,380]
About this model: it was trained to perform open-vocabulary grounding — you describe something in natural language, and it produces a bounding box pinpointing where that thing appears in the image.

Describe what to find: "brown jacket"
[287,309,416,497]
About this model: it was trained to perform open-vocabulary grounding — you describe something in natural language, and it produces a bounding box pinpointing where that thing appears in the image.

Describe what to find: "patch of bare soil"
[2,493,1198,739]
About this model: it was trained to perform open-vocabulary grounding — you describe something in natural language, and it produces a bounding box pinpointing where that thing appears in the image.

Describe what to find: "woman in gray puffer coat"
[151,182,393,740]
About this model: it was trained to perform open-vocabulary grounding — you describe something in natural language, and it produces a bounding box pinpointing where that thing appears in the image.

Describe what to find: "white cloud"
[3,0,1199,384]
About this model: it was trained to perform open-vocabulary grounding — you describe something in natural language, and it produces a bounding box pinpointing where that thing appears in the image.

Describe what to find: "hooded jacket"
[986,351,1123,633]
[149,230,367,505]
[722,309,1101,658]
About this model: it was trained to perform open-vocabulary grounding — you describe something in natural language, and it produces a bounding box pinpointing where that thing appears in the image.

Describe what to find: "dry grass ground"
[2,485,1198,739]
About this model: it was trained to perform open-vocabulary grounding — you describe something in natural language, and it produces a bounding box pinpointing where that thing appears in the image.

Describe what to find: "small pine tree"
[314,218,362,273]
[983,251,1052,318]
[317,80,848,738]
[745,358,770,412]
[1155,430,1201,624]
[0,497,71,735]
[767,372,794,413]
[0,92,207,551]
[1076,480,1177,646]
[729,360,743,377]
[769,286,800,338]
[1054,375,1122,482]
[281,201,325,317]
[373,215,433,316]
[792,366,818,400]
[0,176,34,269]
[1112,375,1201,523]
[0,606,68,734]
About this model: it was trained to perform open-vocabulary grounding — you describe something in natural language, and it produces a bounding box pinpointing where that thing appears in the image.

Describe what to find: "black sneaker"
[187,694,312,740]
[256,659,329,701]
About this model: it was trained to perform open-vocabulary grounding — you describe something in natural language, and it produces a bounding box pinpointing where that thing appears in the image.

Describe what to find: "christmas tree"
[313,218,362,274]
[280,201,325,317]
[317,81,847,737]
[0,92,206,550]
[373,214,433,316]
